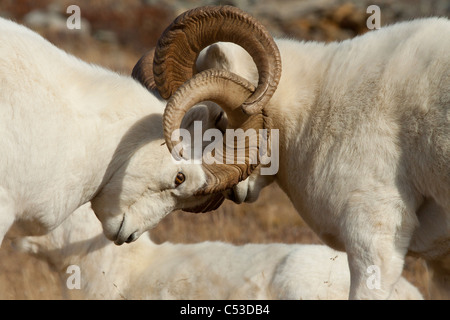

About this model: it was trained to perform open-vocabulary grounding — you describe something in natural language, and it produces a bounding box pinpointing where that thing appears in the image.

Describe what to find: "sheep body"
[201,17,449,299]
[14,203,423,300]
[0,17,219,246]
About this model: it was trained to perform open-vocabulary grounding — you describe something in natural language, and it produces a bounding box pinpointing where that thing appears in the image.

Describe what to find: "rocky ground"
[1,0,449,54]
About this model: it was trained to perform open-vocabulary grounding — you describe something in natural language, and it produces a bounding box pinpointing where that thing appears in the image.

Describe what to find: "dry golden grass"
[0,3,431,299]
[0,185,429,299]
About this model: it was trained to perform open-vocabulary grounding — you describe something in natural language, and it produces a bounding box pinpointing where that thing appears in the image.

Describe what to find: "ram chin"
[92,211,126,244]
[97,202,171,246]
[95,212,148,246]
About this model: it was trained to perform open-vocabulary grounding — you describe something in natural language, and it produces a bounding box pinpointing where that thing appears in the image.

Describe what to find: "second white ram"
[144,6,449,299]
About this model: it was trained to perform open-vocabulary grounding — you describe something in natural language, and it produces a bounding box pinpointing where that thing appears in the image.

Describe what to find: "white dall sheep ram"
[0,17,240,247]
[13,202,423,300]
[140,6,449,299]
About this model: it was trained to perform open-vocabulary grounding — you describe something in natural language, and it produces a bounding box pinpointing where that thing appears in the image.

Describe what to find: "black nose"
[226,188,237,203]
[126,231,138,243]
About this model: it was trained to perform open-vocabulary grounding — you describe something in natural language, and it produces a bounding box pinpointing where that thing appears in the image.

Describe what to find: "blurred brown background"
[0,0,448,299]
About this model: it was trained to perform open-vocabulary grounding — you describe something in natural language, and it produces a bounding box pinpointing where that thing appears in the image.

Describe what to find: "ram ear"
[197,43,259,88]
[197,43,231,72]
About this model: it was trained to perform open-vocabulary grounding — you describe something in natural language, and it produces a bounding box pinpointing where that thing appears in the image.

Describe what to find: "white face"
[91,104,226,245]
[91,42,258,246]
[91,142,222,245]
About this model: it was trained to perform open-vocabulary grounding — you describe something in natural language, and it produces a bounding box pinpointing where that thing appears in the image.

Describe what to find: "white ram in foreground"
[0,17,240,247]
[13,202,423,300]
[141,7,449,299]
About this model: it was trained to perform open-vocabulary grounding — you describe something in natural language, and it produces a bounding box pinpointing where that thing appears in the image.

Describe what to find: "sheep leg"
[0,187,15,247]
[343,199,416,300]
[410,198,450,299]
[346,239,407,299]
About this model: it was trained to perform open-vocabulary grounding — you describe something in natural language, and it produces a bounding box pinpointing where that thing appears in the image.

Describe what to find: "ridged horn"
[164,68,264,194]
[153,5,281,115]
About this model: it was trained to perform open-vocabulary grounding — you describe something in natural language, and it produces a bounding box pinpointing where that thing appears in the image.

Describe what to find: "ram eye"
[175,172,185,187]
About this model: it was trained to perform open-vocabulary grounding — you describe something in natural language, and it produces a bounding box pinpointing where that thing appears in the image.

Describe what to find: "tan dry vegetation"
[0,0,438,299]
[0,184,429,299]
